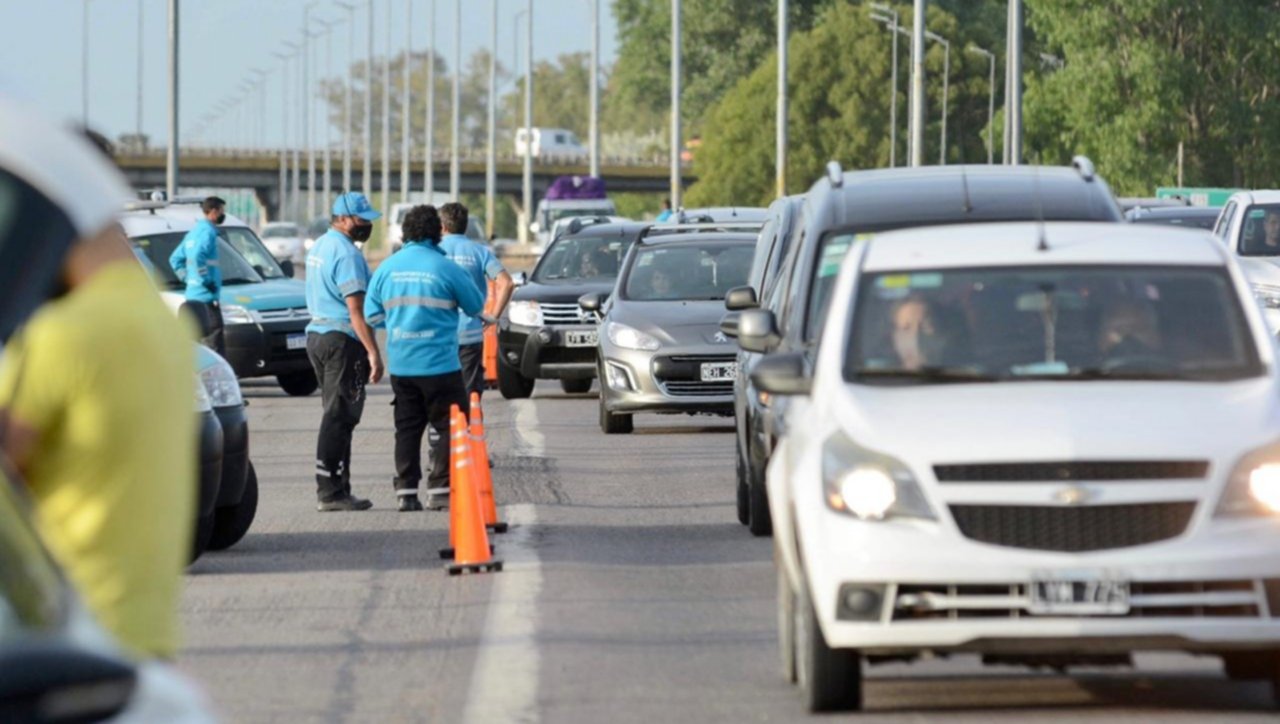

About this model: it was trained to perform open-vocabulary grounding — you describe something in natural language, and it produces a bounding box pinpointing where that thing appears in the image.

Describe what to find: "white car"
[260,221,307,264]
[745,222,1280,711]
[1212,190,1280,334]
[387,200,487,253]
[514,127,588,160]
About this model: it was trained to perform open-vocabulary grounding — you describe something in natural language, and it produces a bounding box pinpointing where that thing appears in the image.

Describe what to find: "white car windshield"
[846,265,1261,383]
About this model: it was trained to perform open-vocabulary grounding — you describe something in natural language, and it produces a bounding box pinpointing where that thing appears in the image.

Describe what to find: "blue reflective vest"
[168,219,222,303]
[364,241,485,377]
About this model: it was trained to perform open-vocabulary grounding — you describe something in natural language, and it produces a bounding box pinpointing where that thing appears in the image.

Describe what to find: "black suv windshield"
[534,236,633,283]
[132,232,263,289]
[845,265,1261,384]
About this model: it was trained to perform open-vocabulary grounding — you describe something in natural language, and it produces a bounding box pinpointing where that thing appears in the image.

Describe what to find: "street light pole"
[870,3,898,167]
[426,0,436,199]
[1008,0,1024,165]
[522,0,533,242]
[364,0,374,193]
[275,49,295,219]
[401,0,412,203]
[321,20,336,213]
[968,44,995,164]
[486,0,498,237]
[136,0,144,138]
[82,0,91,128]
[671,0,682,207]
[450,0,461,200]
[304,2,319,223]
[589,0,600,177]
[381,0,391,209]
[909,0,925,167]
[776,0,787,197]
[166,0,178,199]
[337,2,356,193]
[925,30,949,165]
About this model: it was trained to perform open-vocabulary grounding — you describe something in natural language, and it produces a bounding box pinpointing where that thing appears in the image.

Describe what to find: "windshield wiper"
[222,277,259,285]
[1067,367,1199,381]
[852,366,997,384]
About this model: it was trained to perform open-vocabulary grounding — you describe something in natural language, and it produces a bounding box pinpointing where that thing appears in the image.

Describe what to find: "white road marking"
[461,399,544,724]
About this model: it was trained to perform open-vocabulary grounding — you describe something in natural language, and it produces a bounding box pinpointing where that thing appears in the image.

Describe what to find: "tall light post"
[83,0,92,128]
[776,0,787,197]
[136,0,144,138]
[319,19,338,213]
[870,4,899,167]
[274,48,297,219]
[336,2,357,193]
[166,0,179,198]
[450,0,462,200]
[364,0,374,193]
[400,0,412,203]
[589,0,601,177]
[381,0,391,209]
[426,0,437,199]
[486,0,498,237]
[303,2,319,222]
[909,0,925,167]
[968,44,995,164]
[925,29,949,165]
[522,0,533,242]
[1008,0,1024,165]
[671,0,682,207]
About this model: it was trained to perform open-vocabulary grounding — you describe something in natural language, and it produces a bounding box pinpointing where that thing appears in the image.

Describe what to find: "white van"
[515,127,588,161]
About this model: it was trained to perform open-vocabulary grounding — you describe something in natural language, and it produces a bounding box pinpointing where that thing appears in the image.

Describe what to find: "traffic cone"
[437,407,465,560]
[446,406,502,576]
[469,391,508,534]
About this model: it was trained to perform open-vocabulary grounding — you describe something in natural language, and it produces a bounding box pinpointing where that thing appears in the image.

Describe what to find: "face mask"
[349,223,373,242]
[214,213,227,225]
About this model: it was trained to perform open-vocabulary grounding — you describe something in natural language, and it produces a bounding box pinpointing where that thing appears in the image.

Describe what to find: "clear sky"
[5,0,619,147]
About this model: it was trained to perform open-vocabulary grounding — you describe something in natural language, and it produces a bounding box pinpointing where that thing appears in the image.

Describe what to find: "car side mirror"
[719,311,740,339]
[749,352,811,396]
[737,308,781,354]
[724,285,759,311]
[279,260,295,278]
[0,640,137,724]
[578,292,605,312]
[511,271,528,287]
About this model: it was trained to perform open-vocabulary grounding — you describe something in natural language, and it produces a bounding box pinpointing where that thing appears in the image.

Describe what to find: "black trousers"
[458,342,486,398]
[390,371,469,496]
[307,332,369,502]
[182,300,226,357]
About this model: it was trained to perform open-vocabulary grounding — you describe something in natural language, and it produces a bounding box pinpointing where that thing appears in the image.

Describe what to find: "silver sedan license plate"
[286,333,308,351]
[564,330,598,347]
[700,361,737,382]
[1030,574,1130,615]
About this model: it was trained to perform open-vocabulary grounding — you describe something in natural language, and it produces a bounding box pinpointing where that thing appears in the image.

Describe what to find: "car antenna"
[1032,155,1049,252]
[959,164,974,214]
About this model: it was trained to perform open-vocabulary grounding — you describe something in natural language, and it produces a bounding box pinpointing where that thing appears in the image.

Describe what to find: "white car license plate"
[700,361,737,382]
[286,333,308,351]
[1030,574,1130,615]
[564,330,598,347]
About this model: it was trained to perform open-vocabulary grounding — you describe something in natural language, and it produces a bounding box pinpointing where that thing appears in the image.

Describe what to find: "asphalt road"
[180,378,1280,723]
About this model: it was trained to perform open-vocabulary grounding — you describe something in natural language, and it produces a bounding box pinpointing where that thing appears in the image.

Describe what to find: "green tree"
[501,52,595,140]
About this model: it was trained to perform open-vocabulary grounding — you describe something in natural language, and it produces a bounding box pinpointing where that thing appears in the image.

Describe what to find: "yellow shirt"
[0,260,195,658]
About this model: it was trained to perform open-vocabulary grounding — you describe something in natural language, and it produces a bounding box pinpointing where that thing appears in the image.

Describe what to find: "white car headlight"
[200,354,243,408]
[508,300,543,327]
[1217,443,1280,516]
[220,304,255,325]
[193,376,213,413]
[606,322,661,351]
[822,433,935,521]
[1253,284,1280,310]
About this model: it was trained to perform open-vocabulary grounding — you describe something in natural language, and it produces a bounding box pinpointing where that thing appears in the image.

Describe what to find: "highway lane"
[179,379,1280,722]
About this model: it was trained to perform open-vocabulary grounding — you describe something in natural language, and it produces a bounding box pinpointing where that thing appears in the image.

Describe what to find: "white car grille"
[256,307,311,323]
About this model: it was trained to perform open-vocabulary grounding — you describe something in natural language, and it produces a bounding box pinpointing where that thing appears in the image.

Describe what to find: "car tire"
[277,371,319,396]
[796,581,863,712]
[735,438,750,525]
[191,513,214,564]
[560,378,593,394]
[777,561,797,683]
[208,462,259,551]
[498,361,535,400]
[747,454,773,537]
[599,395,633,434]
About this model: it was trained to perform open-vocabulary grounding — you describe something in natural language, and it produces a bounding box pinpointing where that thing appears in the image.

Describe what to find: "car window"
[131,232,263,289]
[533,236,633,283]
[1237,204,1280,257]
[262,225,298,239]
[623,242,754,301]
[846,265,1260,383]
[0,465,67,639]
[1215,201,1236,241]
[0,169,79,344]
[804,231,867,341]
[747,216,778,291]
[222,227,288,279]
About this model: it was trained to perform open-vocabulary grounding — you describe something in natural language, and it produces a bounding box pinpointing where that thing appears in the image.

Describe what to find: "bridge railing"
[114,146,690,169]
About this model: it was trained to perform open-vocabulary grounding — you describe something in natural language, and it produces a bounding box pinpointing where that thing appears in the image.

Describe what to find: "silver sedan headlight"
[606,322,661,351]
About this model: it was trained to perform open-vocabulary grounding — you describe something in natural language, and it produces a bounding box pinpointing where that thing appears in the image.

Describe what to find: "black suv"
[497,222,646,398]
[727,159,1123,536]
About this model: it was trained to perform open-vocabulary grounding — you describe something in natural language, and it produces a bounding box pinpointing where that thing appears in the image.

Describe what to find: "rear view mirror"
[750,352,811,396]
[512,271,528,287]
[0,641,137,723]
[724,285,759,311]
[279,260,295,278]
[737,308,781,354]
[578,292,605,312]
[719,312,740,339]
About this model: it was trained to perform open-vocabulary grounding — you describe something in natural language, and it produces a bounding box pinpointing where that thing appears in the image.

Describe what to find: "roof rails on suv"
[638,221,765,242]
[562,216,616,238]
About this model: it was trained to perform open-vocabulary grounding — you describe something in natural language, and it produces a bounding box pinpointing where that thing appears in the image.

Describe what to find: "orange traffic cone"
[438,408,465,560]
[469,392,508,534]
[446,406,502,576]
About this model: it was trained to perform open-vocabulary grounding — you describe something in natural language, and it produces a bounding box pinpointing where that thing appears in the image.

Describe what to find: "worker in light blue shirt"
[366,204,485,511]
[168,196,226,355]
[438,202,514,399]
[303,192,385,513]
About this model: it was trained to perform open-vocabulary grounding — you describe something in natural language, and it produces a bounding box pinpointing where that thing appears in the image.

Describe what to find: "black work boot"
[398,494,424,512]
[317,494,374,512]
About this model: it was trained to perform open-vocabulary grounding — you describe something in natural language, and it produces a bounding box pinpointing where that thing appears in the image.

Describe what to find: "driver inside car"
[1098,298,1163,361]
[889,295,969,371]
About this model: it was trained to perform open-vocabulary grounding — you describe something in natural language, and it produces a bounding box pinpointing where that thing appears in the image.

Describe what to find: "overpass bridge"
[114,149,696,219]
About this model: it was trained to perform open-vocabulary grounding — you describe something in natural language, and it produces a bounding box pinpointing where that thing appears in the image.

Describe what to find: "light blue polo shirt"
[168,219,222,304]
[439,233,503,346]
[305,228,371,338]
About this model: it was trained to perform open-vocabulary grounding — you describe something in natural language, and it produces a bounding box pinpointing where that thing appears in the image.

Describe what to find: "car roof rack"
[638,221,764,242]
[122,199,168,214]
[563,216,616,237]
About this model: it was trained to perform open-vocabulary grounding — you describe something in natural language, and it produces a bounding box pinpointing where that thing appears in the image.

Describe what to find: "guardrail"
[114,147,690,169]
